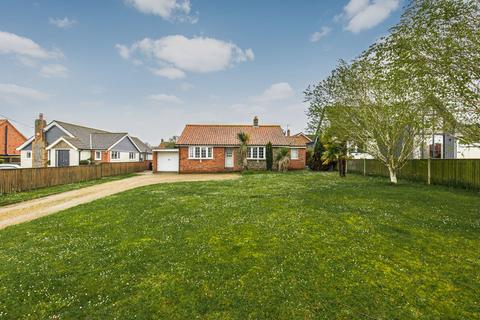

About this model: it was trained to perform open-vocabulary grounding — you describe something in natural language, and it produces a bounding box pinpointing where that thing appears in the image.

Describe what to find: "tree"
[237,132,250,171]
[389,0,480,143]
[266,142,273,171]
[275,147,290,172]
[308,138,326,171]
[320,136,348,177]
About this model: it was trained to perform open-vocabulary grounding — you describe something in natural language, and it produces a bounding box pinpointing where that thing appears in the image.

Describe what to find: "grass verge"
[0,171,478,319]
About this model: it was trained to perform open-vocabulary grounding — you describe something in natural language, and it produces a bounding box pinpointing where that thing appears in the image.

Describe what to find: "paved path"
[0,172,239,230]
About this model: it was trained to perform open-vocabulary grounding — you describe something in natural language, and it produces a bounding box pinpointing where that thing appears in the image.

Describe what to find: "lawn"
[0,173,138,207]
[0,172,478,319]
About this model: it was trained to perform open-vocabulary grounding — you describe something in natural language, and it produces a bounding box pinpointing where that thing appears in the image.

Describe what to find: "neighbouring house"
[0,119,27,163]
[131,137,153,161]
[349,133,480,160]
[153,117,307,173]
[17,114,149,168]
[292,132,314,149]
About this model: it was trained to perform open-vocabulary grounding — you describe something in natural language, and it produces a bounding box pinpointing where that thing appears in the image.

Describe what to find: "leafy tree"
[266,142,273,171]
[389,0,480,143]
[237,132,250,171]
[308,138,326,171]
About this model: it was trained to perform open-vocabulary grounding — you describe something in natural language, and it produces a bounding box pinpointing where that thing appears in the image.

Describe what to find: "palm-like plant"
[321,138,348,177]
[276,147,290,172]
[237,132,250,170]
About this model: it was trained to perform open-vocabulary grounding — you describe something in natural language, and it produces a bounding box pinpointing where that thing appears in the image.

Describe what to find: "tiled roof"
[177,124,306,147]
[131,137,152,153]
[90,132,127,150]
[63,136,89,149]
[286,136,309,147]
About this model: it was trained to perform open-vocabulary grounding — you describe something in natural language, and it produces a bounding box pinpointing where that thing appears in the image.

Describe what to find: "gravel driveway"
[0,172,239,230]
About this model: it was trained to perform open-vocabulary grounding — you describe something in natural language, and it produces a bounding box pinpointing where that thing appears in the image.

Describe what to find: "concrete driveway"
[0,172,239,230]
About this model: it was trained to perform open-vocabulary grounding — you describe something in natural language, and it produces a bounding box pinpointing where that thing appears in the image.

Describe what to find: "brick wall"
[179,147,238,173]
[0,121,27,156]
[178,146,306,173]
[289,148,307,170]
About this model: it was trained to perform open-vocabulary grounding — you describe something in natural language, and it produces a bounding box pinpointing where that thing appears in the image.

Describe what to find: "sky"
[0,0,404,145]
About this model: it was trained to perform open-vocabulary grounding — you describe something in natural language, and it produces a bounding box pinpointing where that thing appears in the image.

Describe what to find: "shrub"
[79,160,90,165]
[266,142,273,171]
[275,147,290,172]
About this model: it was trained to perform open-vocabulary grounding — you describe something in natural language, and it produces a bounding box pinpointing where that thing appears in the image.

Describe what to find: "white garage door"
[156,151,179,172]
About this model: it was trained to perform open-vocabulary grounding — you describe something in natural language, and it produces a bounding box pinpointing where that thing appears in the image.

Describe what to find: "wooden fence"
[0,162,151,194]
[347,159,480,190]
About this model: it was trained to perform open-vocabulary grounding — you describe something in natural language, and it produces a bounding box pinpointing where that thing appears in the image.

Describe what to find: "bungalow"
[153,117,307,173]
[17,114,150,168]
[0,119,27,164]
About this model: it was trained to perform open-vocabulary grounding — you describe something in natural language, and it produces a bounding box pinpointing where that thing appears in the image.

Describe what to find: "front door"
[57,150,70,167]
[225,148,234,168]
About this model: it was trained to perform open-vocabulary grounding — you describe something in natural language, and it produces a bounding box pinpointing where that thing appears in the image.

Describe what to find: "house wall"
[109,136,140,162]
[20,150,32,168]
[111,137,138,152]
[0,121,26,156]
[48,148,80,167]
[109,151,139,163]
[457,144,480,159]
[179,147,234,173]
[178,146,306,173]
[289,148,307,170]
[80,150,91,161]
[46,126,67,145]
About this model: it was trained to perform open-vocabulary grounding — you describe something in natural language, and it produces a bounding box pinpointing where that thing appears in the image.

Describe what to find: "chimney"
[253,116,259,127]
[287,129,291,137]
[32,113,48,168]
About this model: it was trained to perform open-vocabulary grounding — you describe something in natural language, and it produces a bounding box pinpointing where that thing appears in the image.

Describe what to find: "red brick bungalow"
[153,117,307,173]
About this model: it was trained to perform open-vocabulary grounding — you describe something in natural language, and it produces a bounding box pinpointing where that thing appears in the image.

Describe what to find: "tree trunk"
[387,165,398,184]
[338,159,346,177]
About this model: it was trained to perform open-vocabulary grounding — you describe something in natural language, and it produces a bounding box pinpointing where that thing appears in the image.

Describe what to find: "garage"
[154,149,179,172]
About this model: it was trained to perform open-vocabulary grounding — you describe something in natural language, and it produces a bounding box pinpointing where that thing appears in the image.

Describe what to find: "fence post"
[363,158,367,176]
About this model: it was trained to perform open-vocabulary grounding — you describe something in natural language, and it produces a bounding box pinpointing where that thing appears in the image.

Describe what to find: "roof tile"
[177,124,306,147]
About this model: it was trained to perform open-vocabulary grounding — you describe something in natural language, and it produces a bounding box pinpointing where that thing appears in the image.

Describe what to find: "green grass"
[0,173,138,207]
[0,172,479,319]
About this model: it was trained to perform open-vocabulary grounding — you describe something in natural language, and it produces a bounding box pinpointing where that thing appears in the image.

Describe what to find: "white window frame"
[111,151,120,160]
[129,152,136,160]
[26,151,32,159]
[188,146,213,160]
[95,151,102,161]
[291,148,299,160]
[247,147,266,160]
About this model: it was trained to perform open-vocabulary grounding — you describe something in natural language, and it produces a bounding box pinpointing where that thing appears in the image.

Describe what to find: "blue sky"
[0,0,404,144]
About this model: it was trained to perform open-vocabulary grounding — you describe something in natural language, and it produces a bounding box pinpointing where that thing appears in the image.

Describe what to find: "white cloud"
[0,31,62,59]
[115,44,131,60]
[252,82,295,103]
[340,0,400,33]
[152,67,186,79]
[40,64,68,78]
[147,93,183,104]
[0,83,49,103]
[310,27,332,43]
[116,35,254,78]
[49,17,76,28]
[125,0,197,22]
